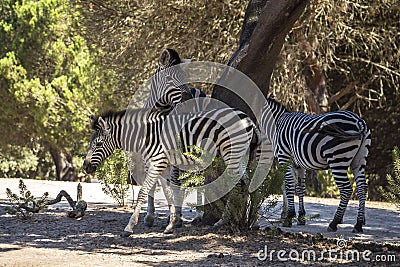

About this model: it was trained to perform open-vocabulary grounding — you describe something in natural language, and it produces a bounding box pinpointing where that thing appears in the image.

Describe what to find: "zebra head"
[148,48,192,111]
[83,113,122,174]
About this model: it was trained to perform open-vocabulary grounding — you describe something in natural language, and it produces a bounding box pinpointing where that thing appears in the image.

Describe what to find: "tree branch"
[14,185,87,219]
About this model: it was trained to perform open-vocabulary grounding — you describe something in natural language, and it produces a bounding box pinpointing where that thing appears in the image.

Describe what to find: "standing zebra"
[132,48,208,228]
[83,107,255,235]
[261,97,370,233]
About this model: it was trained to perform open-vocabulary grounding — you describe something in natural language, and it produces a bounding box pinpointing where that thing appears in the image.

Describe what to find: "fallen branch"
[6,180,87,219]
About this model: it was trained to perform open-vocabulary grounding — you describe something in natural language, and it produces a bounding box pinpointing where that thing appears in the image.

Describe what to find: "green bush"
[0,145,57,180]
[0,146,39,178]
[306,170,340,198]
[179,148,285,231]
[248,161,286,227]
[379,147,400,210]
[5,179,49,219]
[96,150,130,207]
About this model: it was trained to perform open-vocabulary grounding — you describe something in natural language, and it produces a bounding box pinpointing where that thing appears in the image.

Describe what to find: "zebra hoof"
[163,219,183,228]
[282,221,292,227]
[352,222,363,233]
[163,229,174,234]
[163,226,174,234]
[144,215,154,227]
[282,218,293,227]
[327,226,337,232]
[327,224,338,232]
[121,231,133,237]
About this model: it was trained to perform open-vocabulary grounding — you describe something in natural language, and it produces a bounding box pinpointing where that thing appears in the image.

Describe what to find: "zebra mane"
[267,96,288,112]
[90,110,126,130]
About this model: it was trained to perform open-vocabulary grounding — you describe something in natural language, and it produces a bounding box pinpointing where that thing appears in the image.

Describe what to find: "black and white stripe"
[136,48,207,228]
[144,48,196,111]
[83,107,254,235]
[261,97,371,233]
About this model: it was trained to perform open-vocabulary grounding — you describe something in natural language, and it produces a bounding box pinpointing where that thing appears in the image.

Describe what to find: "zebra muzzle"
[83,159,97,174]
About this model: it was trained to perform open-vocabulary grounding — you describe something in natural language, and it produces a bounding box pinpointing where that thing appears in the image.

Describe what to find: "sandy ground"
[0,178,399,266]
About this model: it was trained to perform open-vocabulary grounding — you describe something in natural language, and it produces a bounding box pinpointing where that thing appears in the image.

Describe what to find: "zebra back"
[301,112,369,140]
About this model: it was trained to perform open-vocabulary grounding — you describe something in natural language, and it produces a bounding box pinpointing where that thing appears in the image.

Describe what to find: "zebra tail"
[318,121,368,140]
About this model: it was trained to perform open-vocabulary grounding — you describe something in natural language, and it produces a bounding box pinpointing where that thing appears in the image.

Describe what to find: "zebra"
[83,107,255,235]
[261,96,370,233]
[131,48,208,228]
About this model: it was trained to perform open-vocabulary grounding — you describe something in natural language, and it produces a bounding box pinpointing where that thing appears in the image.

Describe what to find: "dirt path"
[0,178,399,266]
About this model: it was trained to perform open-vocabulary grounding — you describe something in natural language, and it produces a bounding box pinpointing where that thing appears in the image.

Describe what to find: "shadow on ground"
[1,201,399,266]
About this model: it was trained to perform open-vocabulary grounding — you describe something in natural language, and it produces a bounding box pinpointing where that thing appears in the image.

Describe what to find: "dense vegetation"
[0,0,398,200]
[0,0,115,180]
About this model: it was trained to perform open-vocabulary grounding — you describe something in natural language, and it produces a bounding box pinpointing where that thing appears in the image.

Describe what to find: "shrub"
[5,179,49,219]
[180,147,285,231]
[379,147,400,210]
[96,150,130,207]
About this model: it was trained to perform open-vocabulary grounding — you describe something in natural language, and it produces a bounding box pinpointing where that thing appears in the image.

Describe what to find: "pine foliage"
[380,147,400,210]
[96,150,130,207]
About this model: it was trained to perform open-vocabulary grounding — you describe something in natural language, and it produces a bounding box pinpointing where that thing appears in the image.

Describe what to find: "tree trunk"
[212,0,310,120]
[293,27,329,114]
[203,0,309,229]
[50,147,77,181]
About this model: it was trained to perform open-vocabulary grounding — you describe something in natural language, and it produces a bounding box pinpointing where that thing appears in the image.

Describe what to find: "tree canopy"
[0,0,398,199]
[0,0,115,178]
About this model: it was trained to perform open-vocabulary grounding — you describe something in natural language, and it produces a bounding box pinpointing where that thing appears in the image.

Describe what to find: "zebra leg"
[327,166,352,232]
[158,177,178,234]
[350,134,370,233]
[282,165,296,227]
[296,168,306,225]
[171,166,184,228]
[281,183,288,220]
[144,184,156,227]
[351,164,368,232]
[123,164,166,236]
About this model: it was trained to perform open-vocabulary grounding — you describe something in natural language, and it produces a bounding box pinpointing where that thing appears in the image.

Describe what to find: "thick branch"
[328,82,357,106]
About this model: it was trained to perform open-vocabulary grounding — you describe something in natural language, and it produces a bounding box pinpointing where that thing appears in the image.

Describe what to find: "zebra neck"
[262,102,286,142]
[120,109,165,154]
[109,117,124,150]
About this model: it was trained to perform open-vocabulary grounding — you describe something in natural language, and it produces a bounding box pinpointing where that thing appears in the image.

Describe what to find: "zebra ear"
[159,49,170,67]
[159,48,181,67]
[89,115,97,130]
[98,117,110,133]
